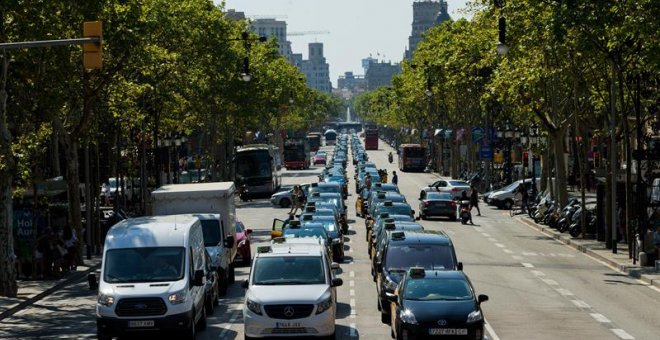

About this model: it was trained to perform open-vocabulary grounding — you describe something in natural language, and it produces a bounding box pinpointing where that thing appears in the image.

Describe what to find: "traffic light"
[83,21,102,69]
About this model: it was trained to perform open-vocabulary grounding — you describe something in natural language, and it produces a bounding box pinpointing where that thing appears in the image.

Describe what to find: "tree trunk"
[0,53,17,297]
[553,130,569,206]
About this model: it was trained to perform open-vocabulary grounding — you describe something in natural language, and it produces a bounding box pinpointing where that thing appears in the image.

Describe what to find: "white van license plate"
[429,328,467,335]
[276,322,302,328]
[128,320,155,328]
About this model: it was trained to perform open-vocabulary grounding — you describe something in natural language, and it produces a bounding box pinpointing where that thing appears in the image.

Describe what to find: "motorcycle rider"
[460,190,473,224]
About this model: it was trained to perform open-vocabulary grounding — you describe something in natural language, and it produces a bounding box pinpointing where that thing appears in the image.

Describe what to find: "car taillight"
[423,201,430,207]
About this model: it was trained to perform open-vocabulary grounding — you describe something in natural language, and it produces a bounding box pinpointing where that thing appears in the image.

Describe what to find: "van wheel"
[205,293,215,315]
[97,334,111,340]
[228,264,236,284]
[197,305,207,330]
[183,311,196,340]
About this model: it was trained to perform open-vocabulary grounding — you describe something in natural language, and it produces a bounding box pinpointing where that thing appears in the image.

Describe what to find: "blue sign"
[472,127,484,143]
[480,145,493,160]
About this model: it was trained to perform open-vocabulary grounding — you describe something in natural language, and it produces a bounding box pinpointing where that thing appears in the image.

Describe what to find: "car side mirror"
[224,235,235,248]
[241,279,249,289]
[192,270,205,287]
[478,294,489,304]
[331,278,343,287]
[457,262,463,271]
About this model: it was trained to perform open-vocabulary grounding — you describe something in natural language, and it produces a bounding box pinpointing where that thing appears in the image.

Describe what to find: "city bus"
[324,129,337,146]
[235,144,282,195]
[364,127,379,150]
[283,138,311,170]
[306,132,322,152]
[398,144,426,172]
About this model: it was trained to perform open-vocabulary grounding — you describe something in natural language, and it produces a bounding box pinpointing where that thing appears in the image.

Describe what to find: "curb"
[518,217,660,290]
[0,262,102,322]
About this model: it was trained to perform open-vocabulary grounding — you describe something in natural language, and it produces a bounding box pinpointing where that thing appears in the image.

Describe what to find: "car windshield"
[404,278,473,301]
[385,245,454,271]
[284,228,327,239]
[448,181,469,186]
[200,219,221,247]
[376,205,412,216]
[427,192,452,200]
[252,256,325,285]
[104,247,185,283]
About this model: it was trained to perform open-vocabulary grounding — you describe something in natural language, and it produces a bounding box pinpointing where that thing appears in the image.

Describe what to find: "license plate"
[276,322,302,328]
[128,320,155,328]
[429,328,468,335]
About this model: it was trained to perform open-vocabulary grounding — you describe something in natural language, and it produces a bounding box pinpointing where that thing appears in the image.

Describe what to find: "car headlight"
[168,290,187,305]
[384,276,398,292]
[467,309,483,323]
[316,296,333,314]
[246,298,262,315]
[97,293,114,307]
[400,309,418,325]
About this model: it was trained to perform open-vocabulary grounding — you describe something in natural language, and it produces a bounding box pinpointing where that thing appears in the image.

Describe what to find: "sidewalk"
[0,255,102,321]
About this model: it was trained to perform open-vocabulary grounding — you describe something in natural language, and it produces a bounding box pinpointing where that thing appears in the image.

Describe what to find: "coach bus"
[364,127,379,150]
[324,129,337,146]
[235,144,282,195]
[398,144,426,172]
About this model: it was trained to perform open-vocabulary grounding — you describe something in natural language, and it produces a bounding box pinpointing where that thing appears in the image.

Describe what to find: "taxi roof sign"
[257,245,272,253]
[408,267,425,278]
[384,218,394,223]
[391,231,405,240]
[384,223,396,230]
[289,220,301,226]
[383,201,393,206]
[379,213,390,218]
[301,214,314,221]
[377,192,386,199]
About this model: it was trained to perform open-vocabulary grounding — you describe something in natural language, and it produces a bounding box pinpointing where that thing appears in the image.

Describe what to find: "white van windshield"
[104,247,185,283]
[252,256,325,285]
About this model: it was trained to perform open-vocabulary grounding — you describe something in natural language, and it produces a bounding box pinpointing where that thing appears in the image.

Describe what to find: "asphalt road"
[1,142,658,340]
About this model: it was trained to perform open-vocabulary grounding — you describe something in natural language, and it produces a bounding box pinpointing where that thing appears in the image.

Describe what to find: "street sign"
[480,145,493,160]
[472,127,484,143]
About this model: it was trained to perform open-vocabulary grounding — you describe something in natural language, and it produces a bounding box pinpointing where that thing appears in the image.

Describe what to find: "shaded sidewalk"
[0,255,102,321]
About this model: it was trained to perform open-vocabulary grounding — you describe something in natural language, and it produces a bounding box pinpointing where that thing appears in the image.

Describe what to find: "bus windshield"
[236,150,272,178]
[403,147,424,157]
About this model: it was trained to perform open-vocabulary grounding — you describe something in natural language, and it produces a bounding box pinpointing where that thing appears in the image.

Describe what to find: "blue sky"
[221,0,469,87]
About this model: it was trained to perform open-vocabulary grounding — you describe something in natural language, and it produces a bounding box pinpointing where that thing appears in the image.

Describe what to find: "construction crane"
[287,31,330,36]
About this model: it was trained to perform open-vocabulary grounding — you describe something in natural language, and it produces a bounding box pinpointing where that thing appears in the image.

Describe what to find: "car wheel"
[243,248,252,267]
[218,269,228,296]
[228,264,236,284]
[381,311,390,324]
[280,198,291,208]
[324,328,336,340]
[504,199,513,210]
[205,292,215,315]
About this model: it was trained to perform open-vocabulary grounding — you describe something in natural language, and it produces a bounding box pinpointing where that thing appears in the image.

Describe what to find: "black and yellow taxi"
[387,267,488,340]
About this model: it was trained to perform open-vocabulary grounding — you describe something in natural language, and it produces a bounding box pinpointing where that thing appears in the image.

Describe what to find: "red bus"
[306,132,322,152]
[398,144,426,172]
[364,128,379,150]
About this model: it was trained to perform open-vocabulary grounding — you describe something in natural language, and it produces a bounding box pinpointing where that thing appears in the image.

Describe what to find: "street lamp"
[504,120,514,184]
[528,123,540,197]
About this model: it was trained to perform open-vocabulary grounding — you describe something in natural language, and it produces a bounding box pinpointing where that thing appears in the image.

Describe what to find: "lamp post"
[529,123,540,197]
[503,120,514,185]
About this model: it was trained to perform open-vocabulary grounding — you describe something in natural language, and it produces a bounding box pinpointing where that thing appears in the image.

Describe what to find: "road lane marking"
[349,323,357,336]
[503,249,514,254]
[611,329,635,339]
[349,289,355,296]
[531,270,545,277]
[350,298,355,307]
[488,238,498,242]
[495,243,505,248]
[555,288,574,296]
[512,255,523,260]
[521,262,534,268]
[541,278,559,286]
[522,251,537,256]
[349,280,354,287]
[349,271,355,278]
[590,313,611,323]
[571,300,591,309]
[484,319,501,340]
[482,233,491,237]
[218,310,240,338]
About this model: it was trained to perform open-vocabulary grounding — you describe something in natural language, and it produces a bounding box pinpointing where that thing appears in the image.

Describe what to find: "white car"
[419,179,471,199]
[242,238,343,339]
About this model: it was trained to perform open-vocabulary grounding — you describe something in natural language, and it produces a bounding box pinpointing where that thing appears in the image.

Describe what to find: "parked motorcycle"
[238,184,250,202]
[556,199,580,232]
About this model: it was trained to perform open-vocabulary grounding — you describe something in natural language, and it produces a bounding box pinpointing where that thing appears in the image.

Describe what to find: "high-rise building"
[224,9,246,21]
[365,61,401,90]
[404,0,451,59]
[250,18,288,56]
[299,43,332,93]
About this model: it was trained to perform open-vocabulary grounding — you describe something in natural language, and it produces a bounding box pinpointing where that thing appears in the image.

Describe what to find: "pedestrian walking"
[288,185,304,215]
[469,185,481,216]
[63,226,78,272]
[391,171,398,186]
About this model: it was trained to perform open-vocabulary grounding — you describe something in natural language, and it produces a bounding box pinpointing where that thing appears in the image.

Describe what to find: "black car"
[375,231,462,323]
[387,268,488,340]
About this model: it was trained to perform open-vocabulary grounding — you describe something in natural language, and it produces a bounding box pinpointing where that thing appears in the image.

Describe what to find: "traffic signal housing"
[83,21,102,69]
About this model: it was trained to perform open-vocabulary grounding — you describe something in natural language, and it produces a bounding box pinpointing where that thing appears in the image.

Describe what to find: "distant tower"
[405,0,451,59]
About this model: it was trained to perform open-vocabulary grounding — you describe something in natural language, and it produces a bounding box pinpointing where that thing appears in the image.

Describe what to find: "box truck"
[151,182,237,294]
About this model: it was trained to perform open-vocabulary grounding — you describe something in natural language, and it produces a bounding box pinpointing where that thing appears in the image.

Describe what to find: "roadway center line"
[495,243,505,248]
[503,249,514,254]
[571,299,591,309]
[611,328,635,339]
[482,233,491,237]
[541,278,559,286]
[218,310,240,338]
[531,270,545,277]
[349,271,355,278]
[590,313,611,323]
[487,238,498,243]
[521,262,535,268]
[555,288,574,296]
[512,255,523,260]
[349,289,355,296]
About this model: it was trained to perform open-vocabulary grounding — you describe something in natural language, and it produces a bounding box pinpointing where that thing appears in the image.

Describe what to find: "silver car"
[270,184,310,208]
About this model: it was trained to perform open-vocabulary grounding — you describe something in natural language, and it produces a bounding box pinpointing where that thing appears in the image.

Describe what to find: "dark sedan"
[418,191,457,220]
[388,269,489,340]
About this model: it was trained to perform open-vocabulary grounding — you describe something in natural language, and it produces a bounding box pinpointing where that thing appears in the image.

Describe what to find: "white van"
[96,214,208,340]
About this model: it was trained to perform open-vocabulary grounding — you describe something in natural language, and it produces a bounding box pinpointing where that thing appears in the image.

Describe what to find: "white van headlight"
[246,298,262,315]
[316,296,333,314]
[97,293,115,307]
[168,291,187,305]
